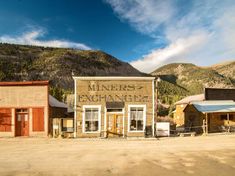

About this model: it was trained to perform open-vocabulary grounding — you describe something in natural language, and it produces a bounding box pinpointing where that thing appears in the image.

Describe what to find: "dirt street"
[0,135,235,176]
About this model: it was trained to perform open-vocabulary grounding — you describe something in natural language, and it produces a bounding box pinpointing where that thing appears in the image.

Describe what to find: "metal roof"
[49,95,68,109]
[175,94,204,105]
[192,100,235,113]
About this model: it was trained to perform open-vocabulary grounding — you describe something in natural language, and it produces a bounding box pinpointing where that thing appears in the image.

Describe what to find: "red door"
[15,113,29,136]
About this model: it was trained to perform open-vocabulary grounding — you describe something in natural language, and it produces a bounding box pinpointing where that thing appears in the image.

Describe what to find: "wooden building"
[73,76,156,138]
[205,88,235,101]
[184,101,235,134]
[0,81,49,137]
[173,94,204,127]
[49,95,74,138]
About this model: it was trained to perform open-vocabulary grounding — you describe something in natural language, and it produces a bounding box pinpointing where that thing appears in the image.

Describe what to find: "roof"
[49,95,68,109]
[72,76,155,80]
[0,81,49,86]
[191,100,235,113]
[175,94,204,105]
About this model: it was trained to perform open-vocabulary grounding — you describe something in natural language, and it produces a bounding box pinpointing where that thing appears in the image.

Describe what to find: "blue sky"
[0,0,235,73]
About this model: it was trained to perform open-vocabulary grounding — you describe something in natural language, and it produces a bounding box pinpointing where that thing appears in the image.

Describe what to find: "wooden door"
[15,113,29,136]
[107,114,123,137]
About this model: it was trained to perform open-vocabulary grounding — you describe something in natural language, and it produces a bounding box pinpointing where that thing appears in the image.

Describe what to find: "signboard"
[156,122,170,137]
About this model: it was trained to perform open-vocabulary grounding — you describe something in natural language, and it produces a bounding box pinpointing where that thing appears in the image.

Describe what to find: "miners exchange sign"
[77,81,151,103]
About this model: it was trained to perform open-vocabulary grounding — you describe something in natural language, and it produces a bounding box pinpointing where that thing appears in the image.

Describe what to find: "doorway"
[107,113,123,137]
[15,109,29,136]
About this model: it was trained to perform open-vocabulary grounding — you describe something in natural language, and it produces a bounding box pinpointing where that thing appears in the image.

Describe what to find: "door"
[15,112,29,136]
[107,114,123,137]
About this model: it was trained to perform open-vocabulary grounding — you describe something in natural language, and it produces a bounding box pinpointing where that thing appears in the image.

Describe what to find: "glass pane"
[92,111,98,120]
[136,110,143,120]
[137,120,143,130]
[85,111,92,121]
[85,107,99,132]
[130,107,144,131]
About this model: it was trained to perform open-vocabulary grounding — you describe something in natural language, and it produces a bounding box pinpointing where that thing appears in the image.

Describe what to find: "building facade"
[173,94,204,127]
[0,81,49,137]
[73,76,156,138]
[184,101,235,133]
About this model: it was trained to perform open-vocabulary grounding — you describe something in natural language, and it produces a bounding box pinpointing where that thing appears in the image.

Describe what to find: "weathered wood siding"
[75,79,154,138]
[173,104,187,127]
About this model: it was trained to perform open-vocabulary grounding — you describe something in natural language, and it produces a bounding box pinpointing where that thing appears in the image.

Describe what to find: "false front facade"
[73,77,156,138]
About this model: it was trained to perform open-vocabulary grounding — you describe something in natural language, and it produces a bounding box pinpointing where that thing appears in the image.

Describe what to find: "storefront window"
[129,107,144,131]
[84,108,99,132]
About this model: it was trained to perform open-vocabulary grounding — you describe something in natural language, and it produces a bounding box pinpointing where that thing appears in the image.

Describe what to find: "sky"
[0,0,235,73]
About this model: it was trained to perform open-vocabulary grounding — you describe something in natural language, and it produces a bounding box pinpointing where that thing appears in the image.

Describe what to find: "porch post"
[206,113,208,134]
[227,113,230,133]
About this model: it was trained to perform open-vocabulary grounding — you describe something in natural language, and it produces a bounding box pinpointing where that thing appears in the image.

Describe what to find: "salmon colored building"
[0,81,49,137]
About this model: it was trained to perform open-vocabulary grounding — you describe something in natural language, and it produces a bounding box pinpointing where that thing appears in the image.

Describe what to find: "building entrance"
[107,113,123,137]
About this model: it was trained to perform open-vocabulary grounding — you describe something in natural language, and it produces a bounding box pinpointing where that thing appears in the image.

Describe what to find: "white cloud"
[131,32,209,72]
[106,0,235,73]
[105,0,174,35]
[0,29,91,50]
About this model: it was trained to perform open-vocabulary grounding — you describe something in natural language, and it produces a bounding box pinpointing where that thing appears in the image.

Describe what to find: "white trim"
[104,108,107,132]
[72,76,155,81]
[152,80,155,137]
[128,105,146,133]
[105,108,125,137]
[122,108,125,138]
[74,78,77,138]
[82,105,101,133]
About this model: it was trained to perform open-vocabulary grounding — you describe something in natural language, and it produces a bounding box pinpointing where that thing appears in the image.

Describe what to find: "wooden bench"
[179,132,196,137]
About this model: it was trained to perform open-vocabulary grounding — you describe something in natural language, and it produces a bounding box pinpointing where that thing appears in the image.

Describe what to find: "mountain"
[151,62,235,107]
[0,43,146,92]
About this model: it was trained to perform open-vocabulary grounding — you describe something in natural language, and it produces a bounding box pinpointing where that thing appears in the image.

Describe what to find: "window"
[220,114,234,120]
[83,106,101,132]
[62,119,74,132]
[129,105,146,132]
[16,109,28,113]
[0,108,12,132]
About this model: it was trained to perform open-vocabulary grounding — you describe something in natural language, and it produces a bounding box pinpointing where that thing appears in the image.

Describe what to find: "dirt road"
[0,135,235,176]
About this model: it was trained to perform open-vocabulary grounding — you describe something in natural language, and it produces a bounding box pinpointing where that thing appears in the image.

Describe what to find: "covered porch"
[192,101,235,134]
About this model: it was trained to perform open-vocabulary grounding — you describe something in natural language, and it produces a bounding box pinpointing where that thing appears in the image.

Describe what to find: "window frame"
[128,105,146,133]
[82,105,101,133]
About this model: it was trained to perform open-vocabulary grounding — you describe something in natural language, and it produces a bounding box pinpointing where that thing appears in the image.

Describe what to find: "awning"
[192,100,235,113]
[106,102,124,109]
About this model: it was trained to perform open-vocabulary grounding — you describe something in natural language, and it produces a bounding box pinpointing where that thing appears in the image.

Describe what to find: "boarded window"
[0,108,12,132]
[62,119,74,132]
[32,108,44,131]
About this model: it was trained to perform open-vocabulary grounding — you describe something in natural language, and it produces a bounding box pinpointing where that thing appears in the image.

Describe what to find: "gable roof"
[175,94,204,105]
[191,100,235,113]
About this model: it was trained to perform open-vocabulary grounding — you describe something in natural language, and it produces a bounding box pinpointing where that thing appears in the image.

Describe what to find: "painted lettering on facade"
[77,82,151,102]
